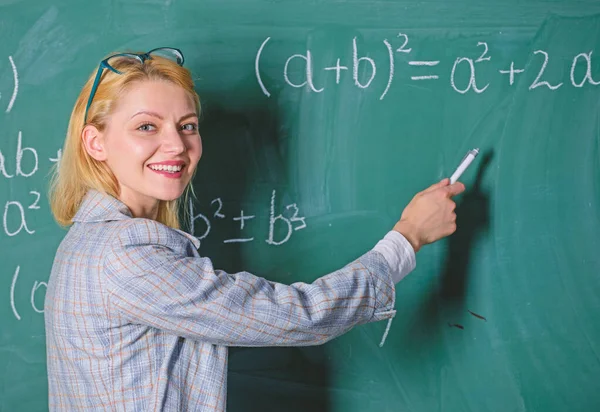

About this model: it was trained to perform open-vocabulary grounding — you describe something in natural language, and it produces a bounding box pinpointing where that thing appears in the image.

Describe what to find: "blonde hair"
[49,51,200,229]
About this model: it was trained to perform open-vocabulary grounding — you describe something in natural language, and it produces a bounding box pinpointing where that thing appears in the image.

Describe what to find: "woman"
[45,47,464,411]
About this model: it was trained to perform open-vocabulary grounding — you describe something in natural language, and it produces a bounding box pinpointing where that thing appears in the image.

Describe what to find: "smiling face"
[82,80,202,219]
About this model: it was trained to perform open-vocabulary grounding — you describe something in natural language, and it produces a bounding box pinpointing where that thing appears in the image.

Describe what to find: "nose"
[161,126,186,155]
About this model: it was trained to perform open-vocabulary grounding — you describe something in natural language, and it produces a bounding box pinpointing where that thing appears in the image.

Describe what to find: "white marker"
[449,148,479,184]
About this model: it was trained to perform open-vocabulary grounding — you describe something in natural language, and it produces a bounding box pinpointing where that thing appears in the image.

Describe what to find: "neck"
[118,191,160,220]
[129,202,160,221]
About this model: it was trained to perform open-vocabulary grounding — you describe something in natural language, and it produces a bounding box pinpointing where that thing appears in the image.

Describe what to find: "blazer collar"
[72,190,200,248]
[72,190,132,223]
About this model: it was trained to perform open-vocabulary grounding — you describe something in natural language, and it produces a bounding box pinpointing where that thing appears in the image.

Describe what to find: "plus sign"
[224,210,256,244]
[233,210,255,230]
[499,62,525,86]
[324,58,348,84]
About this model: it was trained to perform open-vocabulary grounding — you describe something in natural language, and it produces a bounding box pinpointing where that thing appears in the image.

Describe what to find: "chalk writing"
[8,265,48,320]
[15,131,38,177]
[409,60,440,81]
[352,37,377,89]
[267,190,307,246]
[255,34,600,97]
[49,149,62,165]
[380,40,394,99]
[570,51,600,88]
[188,197,225,241]
[4,199,35,237]
[10,265,21,320]
[1,191,41,237]
[2,56,19,113]
[324,58,348,85]
[30,280,47,314]
[529,50,562,90]
[284,50,324,92]
[450,54,489,94]
[224,210,255,243]
[395,33,412,54]
[188,190,307,246]
[499,62,524,86]
[0,131,39,179]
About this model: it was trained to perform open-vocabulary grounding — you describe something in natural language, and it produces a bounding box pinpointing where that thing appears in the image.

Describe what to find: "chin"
[152,187,187,202]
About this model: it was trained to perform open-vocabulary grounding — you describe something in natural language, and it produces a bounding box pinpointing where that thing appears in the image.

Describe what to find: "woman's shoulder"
[67,189,200,255]
[111,218,200,252]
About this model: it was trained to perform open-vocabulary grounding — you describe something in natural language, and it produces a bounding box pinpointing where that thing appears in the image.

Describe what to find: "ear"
[82,125,107,161]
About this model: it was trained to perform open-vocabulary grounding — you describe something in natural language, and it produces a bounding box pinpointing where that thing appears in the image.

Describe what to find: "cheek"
[122,137,155,163]
[106,135,157,172]
[188,136,202,163]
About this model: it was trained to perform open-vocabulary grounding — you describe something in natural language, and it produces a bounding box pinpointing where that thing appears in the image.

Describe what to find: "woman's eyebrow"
[179,112,198,122]
[131,110,164,120]
[129,111,197,122]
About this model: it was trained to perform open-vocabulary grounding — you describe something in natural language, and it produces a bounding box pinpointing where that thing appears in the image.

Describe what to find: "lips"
[147,161,186,178]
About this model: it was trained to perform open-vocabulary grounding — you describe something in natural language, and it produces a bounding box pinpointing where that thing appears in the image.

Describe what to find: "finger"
[448,222,457,235]
[445,182,466,197]
[423,178,450,193]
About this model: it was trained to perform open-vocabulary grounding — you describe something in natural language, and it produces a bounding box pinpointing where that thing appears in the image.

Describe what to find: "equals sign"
[408,60,440,80]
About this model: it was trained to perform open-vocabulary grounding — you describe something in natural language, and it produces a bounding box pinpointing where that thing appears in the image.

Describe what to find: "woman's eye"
[137,123,156,132]
[181,123,197,132]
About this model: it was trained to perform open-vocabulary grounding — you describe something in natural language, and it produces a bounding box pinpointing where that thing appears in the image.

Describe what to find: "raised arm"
[104,221,410,347]
[104,178,464,347]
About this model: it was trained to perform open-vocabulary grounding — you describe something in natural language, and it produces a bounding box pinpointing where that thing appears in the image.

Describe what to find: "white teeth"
[149,164,183,173]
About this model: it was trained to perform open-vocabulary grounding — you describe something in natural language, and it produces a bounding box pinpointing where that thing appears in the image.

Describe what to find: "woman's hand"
[393,178,465,252]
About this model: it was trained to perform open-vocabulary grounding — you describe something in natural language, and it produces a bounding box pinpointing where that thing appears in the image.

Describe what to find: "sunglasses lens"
[150,48,184,65]
[105,54,142,71]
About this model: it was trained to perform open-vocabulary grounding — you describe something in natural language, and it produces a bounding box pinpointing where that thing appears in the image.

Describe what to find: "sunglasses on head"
[84,47,185,122]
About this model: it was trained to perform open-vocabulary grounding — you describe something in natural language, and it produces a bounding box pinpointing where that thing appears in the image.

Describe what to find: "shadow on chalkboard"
[411,150,493,347]
[440,150,493,308]
[191,97,332,412]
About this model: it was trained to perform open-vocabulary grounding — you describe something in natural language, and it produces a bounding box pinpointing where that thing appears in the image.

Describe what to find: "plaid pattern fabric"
[45,190,397,411]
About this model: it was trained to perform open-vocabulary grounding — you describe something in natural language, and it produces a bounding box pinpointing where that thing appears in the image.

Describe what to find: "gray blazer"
[45,189,398,411]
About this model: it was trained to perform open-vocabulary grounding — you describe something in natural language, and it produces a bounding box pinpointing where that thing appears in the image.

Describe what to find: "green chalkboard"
[2,1,600,411]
